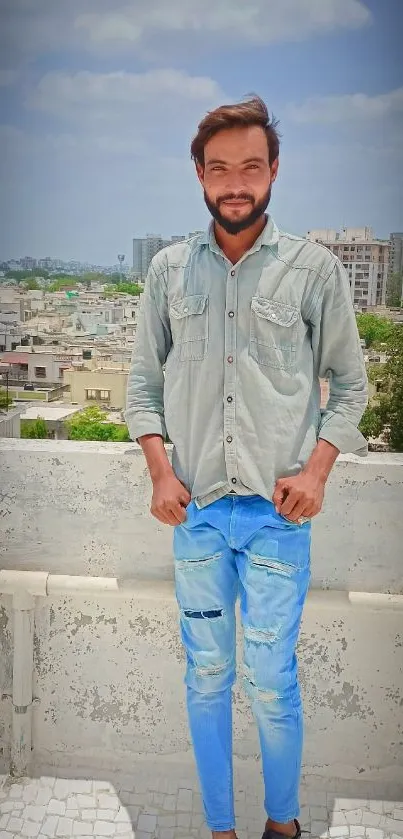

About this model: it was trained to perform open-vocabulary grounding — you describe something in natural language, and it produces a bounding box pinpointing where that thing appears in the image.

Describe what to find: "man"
[125,97,368,839]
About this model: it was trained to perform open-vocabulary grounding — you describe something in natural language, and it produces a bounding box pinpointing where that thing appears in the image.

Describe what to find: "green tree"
[5,268,49,281]
[356,313,393,348]
[65,406,130,441]
[21,278,40,290]
[20,417,48,438]
[104,282,142,296]
[382,324,403,451]
[386,272,403,308]
[48,276,81,291]
[0,387,13,410]
[359,405,384,441]
[359,324,403,450]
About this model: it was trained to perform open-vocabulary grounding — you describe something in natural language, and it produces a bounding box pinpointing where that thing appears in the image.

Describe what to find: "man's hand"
[272,440,339,523]
[151,474,191,526]
[272,471,325,523]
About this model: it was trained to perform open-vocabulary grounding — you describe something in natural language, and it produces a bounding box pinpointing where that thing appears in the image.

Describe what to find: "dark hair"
[191,96,280,167]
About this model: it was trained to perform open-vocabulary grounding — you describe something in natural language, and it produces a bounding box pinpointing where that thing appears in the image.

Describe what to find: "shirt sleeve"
[124,259,172,442]
[310,259,369,456]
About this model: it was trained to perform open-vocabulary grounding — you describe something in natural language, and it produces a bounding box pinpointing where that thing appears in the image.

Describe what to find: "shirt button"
[228,311,234,318]
[183,306,189,313]
[230,270,235,277]
[227,355,233,364]
[231,478,237,484]
[226,435,233,443]
[227,395,233,403]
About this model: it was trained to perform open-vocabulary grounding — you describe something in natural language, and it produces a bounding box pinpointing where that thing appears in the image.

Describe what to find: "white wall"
[0,441,402,796]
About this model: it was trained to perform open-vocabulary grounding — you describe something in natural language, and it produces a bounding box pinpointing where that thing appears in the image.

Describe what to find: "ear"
[270,158,279,183]
[196,161,205,188]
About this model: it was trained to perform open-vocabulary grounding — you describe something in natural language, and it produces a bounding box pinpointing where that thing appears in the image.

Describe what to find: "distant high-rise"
[388,232,403,305]
[388,233,403,276]
[132,234,164,279]
[132,234,194,278]
[306,227,390,310]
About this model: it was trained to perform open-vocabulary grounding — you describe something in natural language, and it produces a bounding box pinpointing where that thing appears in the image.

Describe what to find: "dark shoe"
[262,818,302,839]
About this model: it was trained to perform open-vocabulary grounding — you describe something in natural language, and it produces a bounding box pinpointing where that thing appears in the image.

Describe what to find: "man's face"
[197,125,279,235]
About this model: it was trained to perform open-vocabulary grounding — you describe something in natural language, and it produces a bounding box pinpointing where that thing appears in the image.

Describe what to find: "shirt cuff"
[318,412,368,457]
[124,409,167,442]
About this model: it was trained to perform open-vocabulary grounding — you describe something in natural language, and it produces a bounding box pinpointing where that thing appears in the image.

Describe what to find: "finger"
[167,501,187,525]
[284,498,309,523]
[279,487,301,516]
[272,480,288,511]
[151,507,172,525]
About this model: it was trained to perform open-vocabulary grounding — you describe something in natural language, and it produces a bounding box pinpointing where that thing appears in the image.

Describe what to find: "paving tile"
[137,813,157,831]
[21,822,41,837]
[72,821,93,835]
[41,816,59,837]
[56,816,74,836]
[177,789,193,811]
[97,794,119,811]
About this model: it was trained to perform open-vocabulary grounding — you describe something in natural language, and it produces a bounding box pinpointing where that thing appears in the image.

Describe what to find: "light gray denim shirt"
[125,215,368,509]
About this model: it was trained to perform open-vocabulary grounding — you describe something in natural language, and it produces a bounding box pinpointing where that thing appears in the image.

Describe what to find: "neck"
[214,214,268,264]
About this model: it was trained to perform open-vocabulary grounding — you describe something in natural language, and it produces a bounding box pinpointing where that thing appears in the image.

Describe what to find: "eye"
[211,165,225,172]
[245,164,259,170]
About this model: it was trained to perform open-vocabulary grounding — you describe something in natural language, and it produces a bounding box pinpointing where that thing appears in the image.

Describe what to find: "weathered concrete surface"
[1,440,402,592]
[1,592,402,791]
[0,440,402,792]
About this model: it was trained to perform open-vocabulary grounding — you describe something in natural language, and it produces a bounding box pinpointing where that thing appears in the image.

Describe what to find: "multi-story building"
[389,232,403,275]
[133,233,202,279]
[63,365,129,410]
[388,233,403,305]
[132,235,165,279]
[307,227,390,310]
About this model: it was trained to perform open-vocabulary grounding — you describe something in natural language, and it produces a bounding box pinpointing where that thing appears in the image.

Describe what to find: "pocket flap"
[251,297,299,327]
[170,294,208,319]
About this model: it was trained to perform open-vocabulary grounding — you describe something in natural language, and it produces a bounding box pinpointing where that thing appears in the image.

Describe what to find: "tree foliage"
[359,324,403,450]
[386,272,403,308]
[356,313,393,348]
[21,417,48,438]
[0,387,13,410]
[65,406,130,441]
[104,282,142,296]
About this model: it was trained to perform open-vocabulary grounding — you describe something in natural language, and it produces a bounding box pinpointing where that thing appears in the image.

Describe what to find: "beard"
[204,184,272,235]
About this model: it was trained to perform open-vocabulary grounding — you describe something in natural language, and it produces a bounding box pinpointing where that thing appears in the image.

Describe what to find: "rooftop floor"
[1,764,403,839]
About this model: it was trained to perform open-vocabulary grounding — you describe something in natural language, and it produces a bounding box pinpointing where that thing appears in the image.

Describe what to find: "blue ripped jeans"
[173,494,311,833]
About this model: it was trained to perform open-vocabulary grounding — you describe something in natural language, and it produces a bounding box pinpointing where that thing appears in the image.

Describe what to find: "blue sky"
[0,0,402,265]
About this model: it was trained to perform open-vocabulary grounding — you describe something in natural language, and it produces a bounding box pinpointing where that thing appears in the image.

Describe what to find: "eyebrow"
[205,157,266,166]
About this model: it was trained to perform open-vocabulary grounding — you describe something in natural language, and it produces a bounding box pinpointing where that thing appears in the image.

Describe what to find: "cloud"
[25,69,224,158]
[27,69,223,119]
[288,87,403,123]
[75,0,371,49]
[0,0,372,63]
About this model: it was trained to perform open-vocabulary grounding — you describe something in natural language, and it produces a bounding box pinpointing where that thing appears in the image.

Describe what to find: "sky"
[0,0,402,265]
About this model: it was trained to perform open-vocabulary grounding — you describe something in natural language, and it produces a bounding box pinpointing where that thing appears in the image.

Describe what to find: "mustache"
[217,193,255,205]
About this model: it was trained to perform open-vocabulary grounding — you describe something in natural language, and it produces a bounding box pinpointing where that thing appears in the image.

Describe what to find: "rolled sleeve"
[311,259,369,457]
[124,258,171,442]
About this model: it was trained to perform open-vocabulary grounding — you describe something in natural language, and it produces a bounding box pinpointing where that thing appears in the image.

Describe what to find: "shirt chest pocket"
[249,297,300,371]
[169,294,209,362]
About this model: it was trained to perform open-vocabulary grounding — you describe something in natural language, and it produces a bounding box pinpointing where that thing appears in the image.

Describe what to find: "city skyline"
[0,1,402,263]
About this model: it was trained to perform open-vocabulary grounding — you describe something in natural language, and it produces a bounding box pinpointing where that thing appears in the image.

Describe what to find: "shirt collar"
[197,214,280,255]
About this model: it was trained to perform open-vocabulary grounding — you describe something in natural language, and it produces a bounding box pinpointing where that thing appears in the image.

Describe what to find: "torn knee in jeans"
[244,625,278,643]
[182,608,223,619]
[243,663,280,702]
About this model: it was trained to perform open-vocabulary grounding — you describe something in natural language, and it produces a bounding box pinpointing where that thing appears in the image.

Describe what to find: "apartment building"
[307,227,390,310]
[63,365,129,410]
